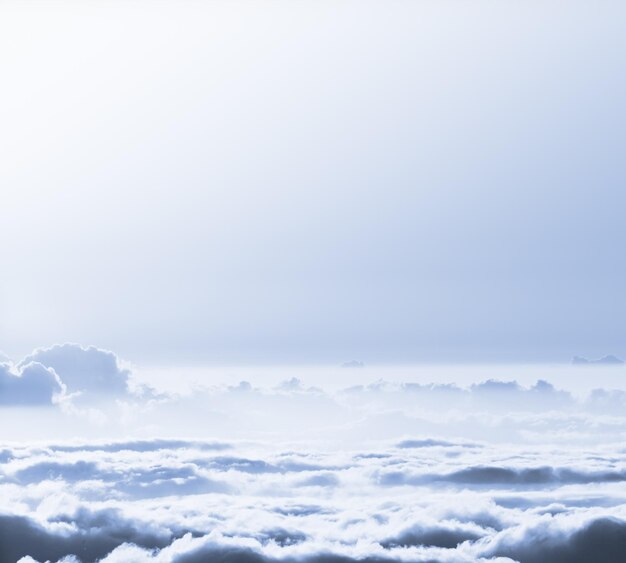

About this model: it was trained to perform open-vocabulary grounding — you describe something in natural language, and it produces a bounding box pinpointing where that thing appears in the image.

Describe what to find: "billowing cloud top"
[18,344,132,402]
[2,438,626,563]
[0,361,64,405]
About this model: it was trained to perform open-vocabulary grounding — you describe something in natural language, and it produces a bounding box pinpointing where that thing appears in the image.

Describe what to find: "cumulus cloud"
[19,344,132,400]
[0,510,171,563]
[0,361,64,406]
[481,516,626,562]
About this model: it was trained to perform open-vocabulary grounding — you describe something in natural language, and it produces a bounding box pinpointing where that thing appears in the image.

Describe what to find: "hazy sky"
[1,0,626,364]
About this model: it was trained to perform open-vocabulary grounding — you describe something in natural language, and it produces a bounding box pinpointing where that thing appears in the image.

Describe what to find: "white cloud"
[18,344,150,404]
[1,438,625,562]
[2,344,626,561]
[0,361,64,405]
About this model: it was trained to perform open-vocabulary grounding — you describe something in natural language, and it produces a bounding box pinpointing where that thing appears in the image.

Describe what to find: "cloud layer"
[1,344,626,561]
[2,438,626,563]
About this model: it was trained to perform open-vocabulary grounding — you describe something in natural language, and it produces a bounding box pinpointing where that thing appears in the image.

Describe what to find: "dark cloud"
[487,517,626,563]
[353,453,391,460]
[443,466,626,487]
[378,465,626,488]
[271,505,334,517]
[0,510,171,563]
[381,523,484,548]
[173,546,403,563]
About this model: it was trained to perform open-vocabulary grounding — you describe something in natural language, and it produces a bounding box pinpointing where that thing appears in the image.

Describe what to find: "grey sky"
[1,0,625,364]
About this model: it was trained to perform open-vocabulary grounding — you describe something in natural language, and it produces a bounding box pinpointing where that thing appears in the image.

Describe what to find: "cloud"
[6,341,626,448]
[2,437,626,563]
[340,378,576,416]
[0,510,172,563]
[14,460,100,484]
[443,467,626,487]
[468,379,573,411]
[0,362,64,406]
[341,361,365,369]
[483,516,626,563]
[585,388,626,415]
[380,522,485,549]
[378,466,626,489]
[19,344,132,400]
[296,473,340,488]
[4,345,626,562]
[396,439,480,449]
[50,439,231,454]
[10,457,232,500]
[572,355,624,365]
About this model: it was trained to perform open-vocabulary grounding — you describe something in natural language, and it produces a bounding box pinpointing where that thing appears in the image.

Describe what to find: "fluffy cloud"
[1,438,625,563]
[20,344,129,395]
[0,511,171,563]
[2,344,626,561]
[5,342,626,449]
[0,361,64,405]
[481,516,626,562]
[18,344,145,403]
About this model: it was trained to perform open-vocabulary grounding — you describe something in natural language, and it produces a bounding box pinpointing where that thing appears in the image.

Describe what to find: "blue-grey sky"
[1,0,625,364]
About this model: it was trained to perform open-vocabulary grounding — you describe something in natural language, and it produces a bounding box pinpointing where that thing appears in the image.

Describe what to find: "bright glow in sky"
[2,0,626,363]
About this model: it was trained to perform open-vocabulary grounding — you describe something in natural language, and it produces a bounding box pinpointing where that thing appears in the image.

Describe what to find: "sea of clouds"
[1,344,626,562]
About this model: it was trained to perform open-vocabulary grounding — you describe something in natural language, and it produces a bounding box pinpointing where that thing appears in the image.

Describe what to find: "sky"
[2,0,626,365]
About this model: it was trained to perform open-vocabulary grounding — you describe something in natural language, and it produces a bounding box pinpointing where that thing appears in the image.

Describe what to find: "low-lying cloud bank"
[1,344,626,561]
[2,343,626,447]
[1,438,625,563]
